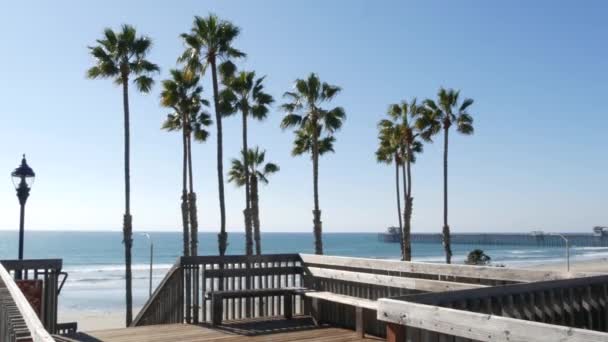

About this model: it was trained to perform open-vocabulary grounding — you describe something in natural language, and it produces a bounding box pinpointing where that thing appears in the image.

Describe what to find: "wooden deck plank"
[56,317,383,342]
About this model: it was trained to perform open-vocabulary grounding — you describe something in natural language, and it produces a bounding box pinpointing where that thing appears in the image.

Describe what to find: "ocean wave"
[572,246,608,251]
[508,249,546,254]
[64,263,174,273]
[71,275,161,283]
[575,252,608,259]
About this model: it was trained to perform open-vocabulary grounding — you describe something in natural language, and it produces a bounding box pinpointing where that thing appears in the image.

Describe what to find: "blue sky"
[0,1,606,233]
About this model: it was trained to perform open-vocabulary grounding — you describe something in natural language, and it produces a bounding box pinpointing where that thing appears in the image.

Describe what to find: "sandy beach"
[57,257,608,332]
[529,257,608,273]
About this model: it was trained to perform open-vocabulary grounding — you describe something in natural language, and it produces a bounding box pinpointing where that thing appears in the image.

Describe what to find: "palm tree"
[160,69,212,257]
[418,88,474,264]
[375,121,404,258]
[180,14,245,256]
[87,25,159,326]
[221,71,274,255]
[280,73,346,255]
[228,147,279,254]
[378,100,424,261]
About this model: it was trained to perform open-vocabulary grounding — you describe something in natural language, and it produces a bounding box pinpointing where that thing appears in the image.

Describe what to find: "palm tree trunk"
[181,122,190,257]
[312,119,323,255]
[187,133,198,256]
[251,174,261,255]
[401,158,408,261]
[442,127,452,264]
[242,110,253,256]
[121,76,133,326]
[210,56,228,258]
[403,146,413,261]
[394,156,403,259]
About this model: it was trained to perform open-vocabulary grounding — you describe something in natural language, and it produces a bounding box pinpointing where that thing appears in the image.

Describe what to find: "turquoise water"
[0,230,603,311]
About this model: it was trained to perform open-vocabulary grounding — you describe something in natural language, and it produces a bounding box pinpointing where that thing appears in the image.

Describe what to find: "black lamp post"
[11,155,35,263]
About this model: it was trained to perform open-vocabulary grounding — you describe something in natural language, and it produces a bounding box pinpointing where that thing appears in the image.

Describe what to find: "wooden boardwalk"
[55,317,382,342]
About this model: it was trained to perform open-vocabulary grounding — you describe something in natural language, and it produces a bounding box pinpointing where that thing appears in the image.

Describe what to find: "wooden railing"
[132,260,183,326]
[0,262,54,342]
[133,253,596,340]
[377,274,608,341]
[299,254,580,338]
[184,254,304,324]
[133,254,304,326]
[300,254,575,285]
[1,259,63,334]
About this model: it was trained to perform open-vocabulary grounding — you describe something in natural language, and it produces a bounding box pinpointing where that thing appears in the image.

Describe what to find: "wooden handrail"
[378,298,608,342]
[131,258,182,327]
[0,263,54,342]
[181,253,301,265]
[300,254,579,283]
[0,259,62,271]
[1,259,62,334]
[394,274,608,305]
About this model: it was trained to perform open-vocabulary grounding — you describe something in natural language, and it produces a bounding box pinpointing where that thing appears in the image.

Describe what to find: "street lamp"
[551,233,570,272]
[11,155,35,264]
[141,233,153,298]
[531,231,570,272]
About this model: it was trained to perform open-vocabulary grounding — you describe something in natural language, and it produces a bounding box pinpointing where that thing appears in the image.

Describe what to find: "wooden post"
[284,293,293,320]
[310,297,320,326]
[387,322,405,342]
[355,306,364,338]
[211,293,223,326]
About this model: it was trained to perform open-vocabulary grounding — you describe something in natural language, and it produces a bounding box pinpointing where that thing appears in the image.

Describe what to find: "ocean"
[0,230,605,312]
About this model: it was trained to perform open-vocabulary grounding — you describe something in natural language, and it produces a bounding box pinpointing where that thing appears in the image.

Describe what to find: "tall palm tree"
[228,147,279,254]
[180,14,245,256]
[160,69,212,257]
[378,100,424,261]
[87,25,159,326]
[375,121,404,258]
[221,71,274,255]
[419,88,474,264]
[280,73,346,255]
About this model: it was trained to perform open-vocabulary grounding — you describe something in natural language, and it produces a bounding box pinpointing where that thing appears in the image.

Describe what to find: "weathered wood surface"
[211,288,301,325]
[377,298,608,342]
[395,274,608,306]
[132,253,608,341]
[301,254,579,283]
[391,274,608,334]
[58,317,383,341]
[132,261,183,326]
[305,291,378,310]
[1,259,62,335]
[306,266,486,292]
[189,254,304,324]
[0,262,54,342]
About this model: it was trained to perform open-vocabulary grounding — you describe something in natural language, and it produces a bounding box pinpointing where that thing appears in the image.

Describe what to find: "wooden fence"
[133,253,599,341]
[1,259,64,335]
[133,254,304,326]
[299,254,587,338]
[377,274,608,341]
[0,262,55,342]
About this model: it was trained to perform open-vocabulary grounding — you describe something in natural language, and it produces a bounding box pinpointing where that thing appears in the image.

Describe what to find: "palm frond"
[318,136,335,155]
[228,158,246,186]
[280,114,302,129]
[133,75,154,93]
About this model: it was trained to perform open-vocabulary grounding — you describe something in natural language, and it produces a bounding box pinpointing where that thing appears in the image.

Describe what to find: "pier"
[378,232,608,247]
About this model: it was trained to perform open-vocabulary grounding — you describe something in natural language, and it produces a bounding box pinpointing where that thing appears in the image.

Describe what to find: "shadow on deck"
[55,316,383,342]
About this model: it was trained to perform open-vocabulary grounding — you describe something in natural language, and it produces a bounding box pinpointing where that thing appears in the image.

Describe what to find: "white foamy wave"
[509,249,545,254]
[64,263,174,273]
[572,246,608,251]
